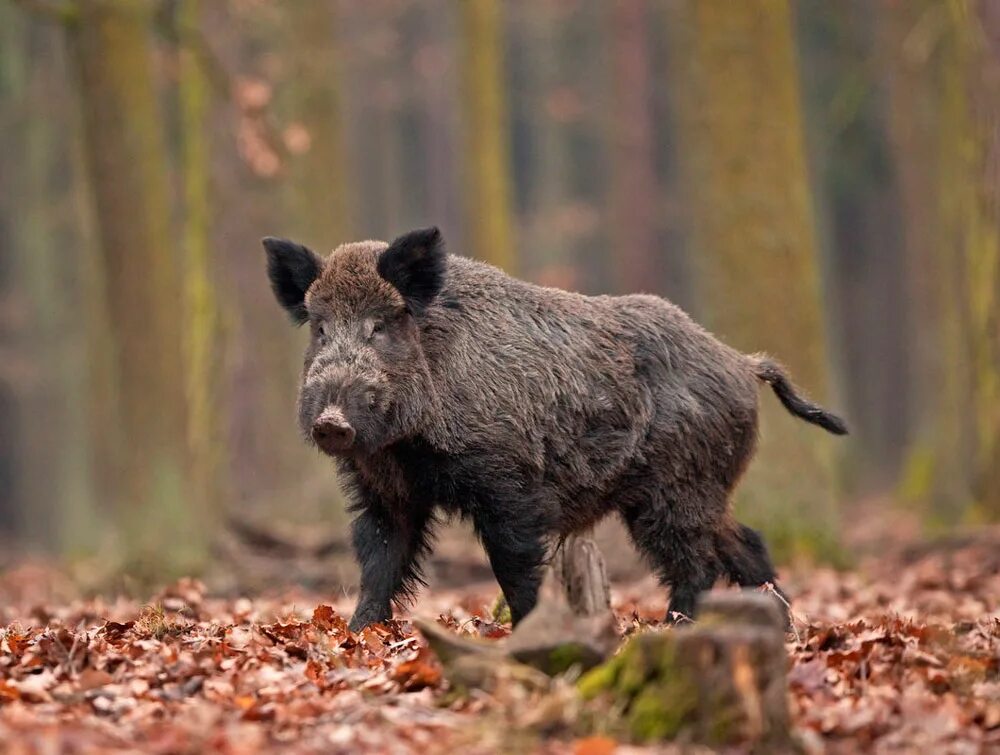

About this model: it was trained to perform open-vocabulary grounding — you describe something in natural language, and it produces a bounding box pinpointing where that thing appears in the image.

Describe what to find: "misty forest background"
[0,0,998,590]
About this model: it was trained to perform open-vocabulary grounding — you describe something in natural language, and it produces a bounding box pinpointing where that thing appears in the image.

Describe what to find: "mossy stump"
[578,591,790,748]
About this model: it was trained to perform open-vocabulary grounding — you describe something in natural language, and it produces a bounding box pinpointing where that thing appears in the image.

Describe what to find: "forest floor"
[1,529,999,754]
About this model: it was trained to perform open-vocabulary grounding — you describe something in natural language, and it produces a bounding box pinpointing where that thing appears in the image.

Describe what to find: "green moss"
[578,632,704,743]
[546,643,588,675]
[617,636,660,696]
[702,681,742,745]
[627,684,695,742]
[491,594,512,625]
[577,656,620,700]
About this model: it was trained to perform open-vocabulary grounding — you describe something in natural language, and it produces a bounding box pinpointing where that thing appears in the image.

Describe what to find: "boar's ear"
[376,227,446,315]
[263,237,323,325]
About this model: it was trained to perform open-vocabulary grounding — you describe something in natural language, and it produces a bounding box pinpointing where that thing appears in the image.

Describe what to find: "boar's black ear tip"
[388,225,443,252]
[378,226,447,314]
[261,236,286,254]
[424,226,443,247]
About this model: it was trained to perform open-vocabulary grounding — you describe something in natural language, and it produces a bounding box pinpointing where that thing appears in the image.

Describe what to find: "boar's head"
[263,227,444,457]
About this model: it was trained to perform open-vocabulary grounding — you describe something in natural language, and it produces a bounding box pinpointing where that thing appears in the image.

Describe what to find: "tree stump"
[552,534,612,617]
[577,591,790,748]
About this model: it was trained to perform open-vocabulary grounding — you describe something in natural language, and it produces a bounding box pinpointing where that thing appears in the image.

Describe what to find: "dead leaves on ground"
[781,539,1000,752]
[0,579,461,753]
[2,533,1000,753]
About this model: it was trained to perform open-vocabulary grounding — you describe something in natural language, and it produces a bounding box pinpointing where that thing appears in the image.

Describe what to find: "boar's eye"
[365,319,387,341]
[317,321,330,341]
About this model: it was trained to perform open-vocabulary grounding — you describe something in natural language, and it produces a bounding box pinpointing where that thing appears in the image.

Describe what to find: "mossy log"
[578,592,790,748]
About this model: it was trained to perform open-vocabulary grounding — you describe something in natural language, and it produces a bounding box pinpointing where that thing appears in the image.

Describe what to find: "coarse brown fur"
[264,228,847,630]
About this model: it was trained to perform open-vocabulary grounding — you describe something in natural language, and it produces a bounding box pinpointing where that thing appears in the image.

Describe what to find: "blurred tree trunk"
[415,0,461,243]
[459,0,516,271]
[202,0,301,525]
[68,0,204,575]
[1,7,95,551]
[372,89,405,234]
[886,0,1000,521]
[340,1,406,239]
[511,2,575,287]
[934,0,999,520]
[797,0,911,492]
[609,0,657,294]
[0,203,16,541]
[883,1,948,514]
[0,3,30,541]
[177,0,225,531]
[284,0,350,246]
[971,0,1000,518]
[670,0,842,560]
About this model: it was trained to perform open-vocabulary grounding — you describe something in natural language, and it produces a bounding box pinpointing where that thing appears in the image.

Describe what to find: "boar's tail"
[752,356,848,436]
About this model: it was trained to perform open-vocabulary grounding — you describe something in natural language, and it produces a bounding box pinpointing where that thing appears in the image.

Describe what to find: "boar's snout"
[311,408,356,454]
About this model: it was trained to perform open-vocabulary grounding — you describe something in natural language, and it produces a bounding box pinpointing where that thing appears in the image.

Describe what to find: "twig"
[388,637,418,650]
[761,582,804,645]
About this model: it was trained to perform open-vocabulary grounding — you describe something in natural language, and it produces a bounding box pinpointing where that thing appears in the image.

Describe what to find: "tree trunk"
[608,0,658,294]
[885,0,1000,521]
[797,0,912,491]
[68,0,202,575]
[2,7,95,552]
[961,0,1000,518]
[178,0,225,534]
[670,0,841,559]
[204,0,320,528]
[0,3,31,541]
[459,0,517,271]
[415,0,462,246]
[284,0,350,247]
[512,1,577,289]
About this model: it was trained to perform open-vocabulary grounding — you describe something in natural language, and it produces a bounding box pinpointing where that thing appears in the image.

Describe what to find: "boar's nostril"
[311,415,356,453]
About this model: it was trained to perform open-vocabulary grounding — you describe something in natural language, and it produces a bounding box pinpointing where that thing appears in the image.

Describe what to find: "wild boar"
[263,227,846,631]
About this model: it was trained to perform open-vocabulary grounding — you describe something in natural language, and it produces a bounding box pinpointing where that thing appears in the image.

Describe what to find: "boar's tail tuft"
[752,356,848,436]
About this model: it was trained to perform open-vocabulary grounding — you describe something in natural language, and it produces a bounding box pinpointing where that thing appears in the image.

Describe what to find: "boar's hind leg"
[619,496,723,624]
[348,501,434,632]
[717,521,790,626]
[473,508,548,626]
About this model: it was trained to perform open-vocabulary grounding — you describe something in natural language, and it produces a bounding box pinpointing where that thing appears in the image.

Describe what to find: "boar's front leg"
[348,497,433,632]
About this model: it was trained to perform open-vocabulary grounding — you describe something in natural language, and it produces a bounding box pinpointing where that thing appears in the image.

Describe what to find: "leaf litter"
[1,531,999,753]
